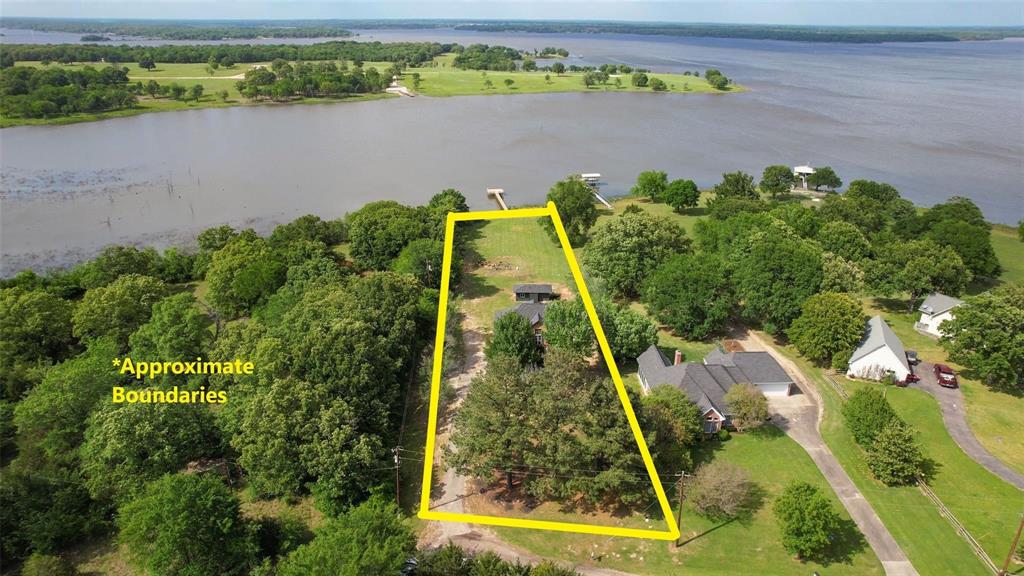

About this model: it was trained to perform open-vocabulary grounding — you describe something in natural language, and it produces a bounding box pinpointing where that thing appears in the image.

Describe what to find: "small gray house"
[513,284,557,303]
[637,346,794,433]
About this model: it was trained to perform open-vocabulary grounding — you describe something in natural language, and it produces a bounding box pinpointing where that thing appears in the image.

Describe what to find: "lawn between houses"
[432,214,883,574]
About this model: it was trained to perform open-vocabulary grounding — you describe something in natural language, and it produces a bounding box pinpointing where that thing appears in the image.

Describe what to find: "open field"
[774,342,1013,576]
[992,223,1024,285]
[405,55,742,97]
[486,427,883,576]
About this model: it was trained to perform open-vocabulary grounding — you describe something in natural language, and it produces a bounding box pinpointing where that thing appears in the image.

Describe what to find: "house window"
[534,329,544,345]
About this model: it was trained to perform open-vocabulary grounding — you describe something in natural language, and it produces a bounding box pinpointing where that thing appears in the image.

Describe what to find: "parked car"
[934,364,959,388]
[899,372,920,387]
[906,350,920,366]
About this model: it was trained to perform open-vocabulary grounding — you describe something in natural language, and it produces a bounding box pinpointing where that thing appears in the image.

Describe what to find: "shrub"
[688,461,757,520]
[841,387,900,447]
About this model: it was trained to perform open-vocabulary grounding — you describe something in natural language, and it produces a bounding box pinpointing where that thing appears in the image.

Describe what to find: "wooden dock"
[487,188,509,210]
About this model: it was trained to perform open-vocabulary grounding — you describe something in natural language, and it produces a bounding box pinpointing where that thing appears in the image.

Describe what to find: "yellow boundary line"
[418,202,680,541]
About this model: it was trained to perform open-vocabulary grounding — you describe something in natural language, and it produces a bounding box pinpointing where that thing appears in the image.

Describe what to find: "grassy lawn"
[459,218,577,330]
[597,196,712,238]
[771,340,1006,576]
[486,427,882,576]
[992,223,1024,285]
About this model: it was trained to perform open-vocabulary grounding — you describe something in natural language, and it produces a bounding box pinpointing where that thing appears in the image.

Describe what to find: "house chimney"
[674,350,683,365]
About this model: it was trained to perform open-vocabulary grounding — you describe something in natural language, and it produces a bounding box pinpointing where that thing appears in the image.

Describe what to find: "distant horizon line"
[1,17,1022,30]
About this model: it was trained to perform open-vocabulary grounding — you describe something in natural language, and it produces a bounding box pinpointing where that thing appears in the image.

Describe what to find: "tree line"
[233,60,388,101]
[0,18,357,40]
[0,64,136,118]
[0,40,455,67]
[0,190,486,573]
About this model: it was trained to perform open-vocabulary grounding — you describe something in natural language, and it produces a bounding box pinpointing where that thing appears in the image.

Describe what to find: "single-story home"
[513,284,557,303]
[846,315,911,382]
[497,284,556,345]
[636,346,794,433]
[916,292,964,338]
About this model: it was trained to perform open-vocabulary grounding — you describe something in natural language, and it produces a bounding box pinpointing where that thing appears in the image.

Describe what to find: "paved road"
[910,362,1024,491]
[741,332,920,576]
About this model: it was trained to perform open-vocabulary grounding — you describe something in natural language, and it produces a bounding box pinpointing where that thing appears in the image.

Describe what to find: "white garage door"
[757,382,792,397]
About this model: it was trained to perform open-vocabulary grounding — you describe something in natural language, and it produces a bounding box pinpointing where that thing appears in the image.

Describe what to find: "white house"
[917,293,964,338]
[793,165,816,189]
[846,316,911,382]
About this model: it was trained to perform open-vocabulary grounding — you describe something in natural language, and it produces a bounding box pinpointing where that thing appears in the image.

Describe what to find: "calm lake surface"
[2,29,1022,274]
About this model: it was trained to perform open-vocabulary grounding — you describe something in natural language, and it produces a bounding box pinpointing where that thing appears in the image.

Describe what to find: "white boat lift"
[487,188,509,210]
[580,173,613,209]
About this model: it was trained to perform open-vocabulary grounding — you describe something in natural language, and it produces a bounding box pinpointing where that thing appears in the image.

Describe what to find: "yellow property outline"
[418,201,681,541]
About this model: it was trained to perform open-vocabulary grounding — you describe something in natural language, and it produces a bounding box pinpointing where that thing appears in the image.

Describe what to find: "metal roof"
[512,283,554,294]
[919,293,964,316]
[849,316,909,371]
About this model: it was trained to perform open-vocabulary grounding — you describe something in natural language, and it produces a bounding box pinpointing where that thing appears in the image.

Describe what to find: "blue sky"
[2,1,1022,27]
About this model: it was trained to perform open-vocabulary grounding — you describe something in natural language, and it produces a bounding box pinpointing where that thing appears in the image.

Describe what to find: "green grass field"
[488,427,883,576]
[459,218,577,330]
[992,223,1024,285]
[405,55,741,97]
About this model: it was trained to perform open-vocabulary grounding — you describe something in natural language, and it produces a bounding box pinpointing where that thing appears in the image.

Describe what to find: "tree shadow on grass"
[806,517,869,567]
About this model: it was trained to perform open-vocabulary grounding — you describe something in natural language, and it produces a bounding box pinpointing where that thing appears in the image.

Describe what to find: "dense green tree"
[821,252,865,294]
[927,219,1000,277]
[543,299,595,357]
[818,194,888,234]
[662,178,701,212]
[76,245,162,289]
[582,210,690,297]
[605,303,658,361]
[927,196,988,229]
[868,238,970,311]
[205,234,286,317]
[643,253,734,339]
[759,164,796,198]
[689,461,757,520]
[269,214,346,248]
[276,497,415,576]
[630,170,668,201]
[80,401,223,503]
[842,387,901,447]
[425,188,469,239]
[129,293,212,383]
[551,61,566,75]
[733,230,823,333]
[706,196,771,221]
[940,283,1023,390]
[448,355,532,491]
[723,383,769,431]
[773,482,842,559]
[649,77,668,91]
[157,247,195,283]
[13,339,122,466]
[817,220,871,262]
[712,171,758,200]
[640,385,702,474]
[787,292,866,365]
[485,312,543,367]
[392,237,458,289]
[137,55,156,70]
[866,420,925,486]
[845,179,901,206]
[0,286,74,399]
[769,203,823,238]
[119,473,254,576]
[806,166,841,191]
[348,200,427,270]
[71,274,167,348]
[631,71,648,86]
[542,176,599,247]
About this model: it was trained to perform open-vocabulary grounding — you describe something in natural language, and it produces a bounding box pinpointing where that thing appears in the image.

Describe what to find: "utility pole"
[393,447,401,508]
[999,513,1023,576]
[674,472,687,548]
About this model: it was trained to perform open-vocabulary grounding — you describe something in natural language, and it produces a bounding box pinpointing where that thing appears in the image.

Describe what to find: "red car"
[934,364,959,389]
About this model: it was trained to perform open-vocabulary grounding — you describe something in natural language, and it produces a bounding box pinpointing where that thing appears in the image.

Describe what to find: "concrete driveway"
[741,332,920,576]
[909,361,1024,490]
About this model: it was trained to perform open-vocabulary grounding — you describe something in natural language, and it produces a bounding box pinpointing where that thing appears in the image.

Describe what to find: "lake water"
[1,29,1022,274]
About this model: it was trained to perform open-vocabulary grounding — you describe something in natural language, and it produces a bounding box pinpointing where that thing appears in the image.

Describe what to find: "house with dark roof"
[916,293,964,338]
[846,315,910,381]
[496,283,558,345]
[513,284,556,303]
[636,346,794,433]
